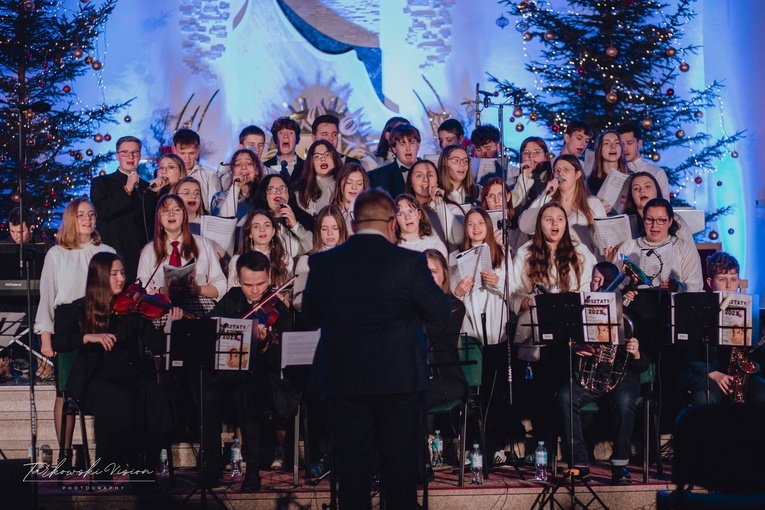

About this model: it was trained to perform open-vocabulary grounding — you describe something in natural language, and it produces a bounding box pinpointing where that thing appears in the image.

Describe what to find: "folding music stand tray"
[168,318,237,509]
[671,292,756,405]
[528,292,610,510]
[0,312,53,371]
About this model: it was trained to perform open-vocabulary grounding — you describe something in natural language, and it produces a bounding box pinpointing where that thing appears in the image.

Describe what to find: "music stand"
[168,318,231,509]
[0,312,53,372]
[528,292,610,510]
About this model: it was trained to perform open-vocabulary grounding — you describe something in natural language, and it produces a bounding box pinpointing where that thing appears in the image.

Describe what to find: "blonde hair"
[57,198,103,249]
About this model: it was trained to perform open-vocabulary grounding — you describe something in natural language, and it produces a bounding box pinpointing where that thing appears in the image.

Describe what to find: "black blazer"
[263,155,305,183]
[302,234,451,397]
[90,171,157,281]
[367,161,408,198]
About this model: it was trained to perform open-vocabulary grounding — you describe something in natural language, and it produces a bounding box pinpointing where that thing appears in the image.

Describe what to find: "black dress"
[53,299,176,473]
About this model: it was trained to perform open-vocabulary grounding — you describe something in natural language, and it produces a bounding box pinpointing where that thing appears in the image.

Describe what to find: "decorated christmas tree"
[0,0,129,231]
[490,0,744,235]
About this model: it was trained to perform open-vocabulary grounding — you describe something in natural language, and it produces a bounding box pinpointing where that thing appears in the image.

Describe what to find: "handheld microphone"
[429,187,444,199]
[477,90,498,97]
[545,176,562,195]
[275,197,287,208]
[148,176,169,189]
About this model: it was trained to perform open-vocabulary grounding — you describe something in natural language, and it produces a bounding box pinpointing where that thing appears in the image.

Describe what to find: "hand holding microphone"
[148,175,169,190]
[429,186,445,205]
[520,162,532,179]
[275,197,296,228]
[125,170,140,193]
[545,176,562,196]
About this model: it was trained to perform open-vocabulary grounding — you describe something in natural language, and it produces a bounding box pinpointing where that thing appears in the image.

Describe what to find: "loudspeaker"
[0,459,34,506]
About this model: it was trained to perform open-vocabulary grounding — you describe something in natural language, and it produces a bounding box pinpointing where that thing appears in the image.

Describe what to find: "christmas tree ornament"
[708,230,719,240]
[666,47,677,57]
[11,193,20,203]
[73,48,84,58]
[69,150,76,157]
[496,15,509,29]
[694,110,703,118]
[666,88,675,96]
[519,0,529,10]
[75,152,83,161]
[606,92,618,103]
[650,153,660,162]
[513,106,523,117]
[515,20,529,32]
[716,180,722,186]
[727,228,735,235]
[509,117,515,122]
[551,123,560,133]
[694,176,702,184]
[605,45,618,57]
[93,133,103,142]
[91,60,102,71]
[99,170,106,176]
[103,134,112,141]
[23,1,35,13]
[124,115,132,123]
[85,55,93,64]
[24,110,34,119]
[26,137,35,146]
[523,32,532,41]
[86,149,93,156]
[679,62,690,72]
[63,85,71,93]
[676,129,685,138]
[577,67,585,75]
[641,117,653,129]
[669,192,675,199]
[515,123,525,132]
[731,151,739,158]
[49,190,56,197]
[577,89,583,97]
[544,30,555,41]
[529,112,539,121]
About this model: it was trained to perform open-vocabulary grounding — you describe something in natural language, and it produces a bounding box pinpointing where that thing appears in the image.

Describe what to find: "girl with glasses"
[294,140,342,216]
[438,145,480,206]
[137,194,227,317]
[394,194,447,258]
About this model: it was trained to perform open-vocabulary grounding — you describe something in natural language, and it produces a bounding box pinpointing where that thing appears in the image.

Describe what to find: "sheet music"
[454,244,492,282]
[593,214,632,255]
[163,259,197,290]
[596,170,630,214]
[472,158,499,183]
[580,292,622,344]
[487,209,505,230]
[281,329,321,370]
[199,215,237,257]
[718,292,753,346]
[215,317,253,370]
[582,149,596,177]
[0,312,25,348]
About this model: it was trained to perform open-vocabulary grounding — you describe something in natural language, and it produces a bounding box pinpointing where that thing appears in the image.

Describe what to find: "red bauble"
[666,88,675,96]
[577,67,585,75]
[49,190,56,196]
[63,85,71,93]
[68,150,76,157]
[551,124,560,133]
[577,89,583,97]
[669,192,675,199]
[103,134,112,141]
[694,176,703,184]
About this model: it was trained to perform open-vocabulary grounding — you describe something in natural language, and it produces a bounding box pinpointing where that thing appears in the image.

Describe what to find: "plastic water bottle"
[40,444,53,467]
[432,430,444,467]
[470,444,483,485]
[158,448,170,477]
[534,441,548,482]
[230,439,243,479]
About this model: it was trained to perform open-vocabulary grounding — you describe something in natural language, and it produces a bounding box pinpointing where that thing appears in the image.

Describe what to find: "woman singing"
[438,145,480,206]
[53,252,182,485]
[330,162,369,233]
[394,194,447,257]
[228,209,292,290]
[293,140,341,216]
[211,149,263,221]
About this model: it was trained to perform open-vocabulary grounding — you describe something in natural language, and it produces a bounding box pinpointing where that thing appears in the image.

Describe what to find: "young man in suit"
[172,128,221,210]
[367,124,421,198]
[302,188,451,510]
[263,117,304,182]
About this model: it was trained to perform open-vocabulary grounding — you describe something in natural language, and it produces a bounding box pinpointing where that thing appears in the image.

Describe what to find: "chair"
[553,362,663,482]
[428,335,486,486]
[58,392,92,487]
[656,404,765,509]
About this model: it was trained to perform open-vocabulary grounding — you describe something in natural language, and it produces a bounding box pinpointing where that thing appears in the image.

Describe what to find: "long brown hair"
[524,201,582,292]
[438,145,479,202]
[589,129,628,183]
[81,252,122,334]
[57,198,103,249]
[240,209,289,285]
[479,177,515,219]
[394,194,433,241]
[551,154,594,227]
[331,162,368,210]
[152,194,199,264]
[295,140,341,209]
[312,205,348,252]
[461,207,504,269]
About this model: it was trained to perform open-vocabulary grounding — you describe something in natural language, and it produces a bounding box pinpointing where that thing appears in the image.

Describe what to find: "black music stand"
[672,292,756,405]
[168,318,230,509]
[528,292,610,510]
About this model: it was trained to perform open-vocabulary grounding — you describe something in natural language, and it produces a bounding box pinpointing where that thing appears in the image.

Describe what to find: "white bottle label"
[536,451,547,465]
[472,453,483,469]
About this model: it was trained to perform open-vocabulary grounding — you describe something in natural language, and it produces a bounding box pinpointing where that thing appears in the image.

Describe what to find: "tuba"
[578,314,635,396]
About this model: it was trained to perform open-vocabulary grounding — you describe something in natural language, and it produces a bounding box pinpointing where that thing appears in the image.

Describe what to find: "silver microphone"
[275,197,287,208]
[148,176,169,189]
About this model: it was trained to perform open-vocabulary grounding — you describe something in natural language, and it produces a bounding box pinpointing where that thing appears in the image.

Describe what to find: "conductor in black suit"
[302,188,451,510]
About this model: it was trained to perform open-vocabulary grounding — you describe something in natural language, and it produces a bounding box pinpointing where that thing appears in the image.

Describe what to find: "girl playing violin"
[52,252,183,486]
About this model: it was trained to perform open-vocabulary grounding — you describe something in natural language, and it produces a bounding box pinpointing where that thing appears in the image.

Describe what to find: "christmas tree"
[0,0,130,231]
[490,0,744,231]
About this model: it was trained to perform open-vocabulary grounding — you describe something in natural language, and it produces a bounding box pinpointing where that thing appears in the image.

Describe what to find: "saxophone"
[727,338,764,403]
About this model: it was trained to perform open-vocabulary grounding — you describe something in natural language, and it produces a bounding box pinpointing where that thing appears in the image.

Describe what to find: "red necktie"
[169,240,182,267]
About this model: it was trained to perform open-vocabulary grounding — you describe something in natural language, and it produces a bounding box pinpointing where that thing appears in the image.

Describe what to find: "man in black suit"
[367,123,421,198]
[311,114,361,166]
[302,188,450,510]
[90,136,162,282]
[262,117,305,182]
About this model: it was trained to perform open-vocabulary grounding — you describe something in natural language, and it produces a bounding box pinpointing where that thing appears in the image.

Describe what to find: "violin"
[113,282,198,321]
[241,276,296,353]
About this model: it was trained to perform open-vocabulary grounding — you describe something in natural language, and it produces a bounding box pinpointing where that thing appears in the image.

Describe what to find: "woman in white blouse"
[519,154,607,258]
[394,194,447,258]
[137,194,227,316]
[35,198,115,467]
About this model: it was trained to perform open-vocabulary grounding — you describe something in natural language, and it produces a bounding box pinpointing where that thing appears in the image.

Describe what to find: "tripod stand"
[528,292,611,510]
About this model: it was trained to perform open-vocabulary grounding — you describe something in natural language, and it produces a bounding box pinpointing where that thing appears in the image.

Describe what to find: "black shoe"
[240,470,261,492]
[611,466,632,486]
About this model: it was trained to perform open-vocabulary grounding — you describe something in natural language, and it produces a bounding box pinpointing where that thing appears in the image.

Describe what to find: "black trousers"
[202,372,267,469]
[327,392,425,510]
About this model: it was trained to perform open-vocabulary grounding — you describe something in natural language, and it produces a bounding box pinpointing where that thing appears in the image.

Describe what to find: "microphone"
[477,90,498,97]
[429,186,444,199]
[275,197,287,208]
[545,176,562,196]
[148,176,169,189]
[534,283,552,294]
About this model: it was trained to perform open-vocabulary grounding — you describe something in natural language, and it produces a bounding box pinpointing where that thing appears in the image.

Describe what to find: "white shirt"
[137,234,227,299]
[297,175,335,217]
[398,234,448,258]
[34,241,116,334]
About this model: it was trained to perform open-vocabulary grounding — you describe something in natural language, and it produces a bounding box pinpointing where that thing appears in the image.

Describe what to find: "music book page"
[215,317,253,371]
[593,215,633,255]
[199,215,237,257]
[281,329,321,370]
[596,170,630,214]
[454,244,492,282]
[718,292,753,347]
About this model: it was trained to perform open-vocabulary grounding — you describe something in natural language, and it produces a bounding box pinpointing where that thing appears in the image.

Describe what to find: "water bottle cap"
[435,429,441,434]
[233,438,239,444]
[538,441,544,446]
[473,443,480,449]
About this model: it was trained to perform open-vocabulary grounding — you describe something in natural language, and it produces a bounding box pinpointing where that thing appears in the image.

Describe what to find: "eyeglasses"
[158,165,180,173]
[266,186,288,195]
[160,208,183,216]
[644,217,669,226]
[396,208,419,218]
[76,212,97,220]
[313,151,332,161]
[177,191,201,198]
[521,149,544,157]
[118,150,141,158]
[485,193,503,202]
[448,157,469,167]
